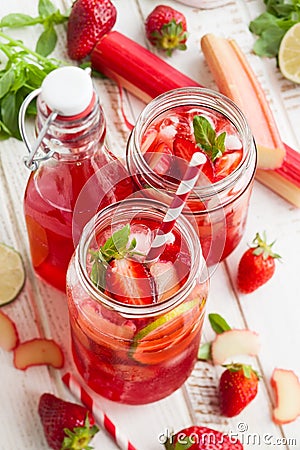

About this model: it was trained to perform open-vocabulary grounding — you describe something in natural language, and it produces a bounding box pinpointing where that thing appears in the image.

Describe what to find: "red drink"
[67,199,208,404]
[126,88,257,266]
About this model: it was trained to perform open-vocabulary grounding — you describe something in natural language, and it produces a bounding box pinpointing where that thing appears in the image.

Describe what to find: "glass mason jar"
[22,67,134,292]
[66,198,209,405]
[126,88,257,267]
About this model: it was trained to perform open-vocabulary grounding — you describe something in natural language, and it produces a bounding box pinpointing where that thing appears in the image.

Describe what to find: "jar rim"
[75,198,206,317]
[126,87,256,198]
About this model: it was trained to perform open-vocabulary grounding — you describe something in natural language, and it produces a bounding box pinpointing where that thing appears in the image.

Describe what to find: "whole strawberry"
[219,363,259,417]
[67,0,117,60]
[38,393,99,450]
[164,425,243,449]
[237,232,281,293]
[145,5,188,56]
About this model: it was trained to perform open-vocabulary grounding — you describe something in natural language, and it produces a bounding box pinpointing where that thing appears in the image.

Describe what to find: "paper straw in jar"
[62,372,137,450]
[145,151,206,262]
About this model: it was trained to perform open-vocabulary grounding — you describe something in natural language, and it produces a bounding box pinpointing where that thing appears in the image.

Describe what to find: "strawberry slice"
[214,149,243,181]
[106,259,156,305]
[173,137,214,181]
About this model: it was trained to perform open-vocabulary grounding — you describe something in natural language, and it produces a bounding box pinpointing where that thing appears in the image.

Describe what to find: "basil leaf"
[0,68,15,99]
[208,313,231,334]
[0,13,36,28]
[36,25,57,56]
[38,0,57,17]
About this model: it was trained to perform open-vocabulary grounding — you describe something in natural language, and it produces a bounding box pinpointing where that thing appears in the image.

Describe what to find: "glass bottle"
[66,198,209,404]
[126,87,257,267]
[21,67,134,292]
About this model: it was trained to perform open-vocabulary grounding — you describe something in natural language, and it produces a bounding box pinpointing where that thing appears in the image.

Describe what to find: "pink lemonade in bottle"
[66,199,208,404]
[22,67,134,292]
[126,88,257,266]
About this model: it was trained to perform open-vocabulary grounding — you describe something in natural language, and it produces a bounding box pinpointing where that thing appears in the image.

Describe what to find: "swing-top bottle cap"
[41,66,94,117]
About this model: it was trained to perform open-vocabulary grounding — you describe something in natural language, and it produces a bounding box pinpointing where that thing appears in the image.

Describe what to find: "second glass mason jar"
[66,199,209,404]
[126,88,257,266]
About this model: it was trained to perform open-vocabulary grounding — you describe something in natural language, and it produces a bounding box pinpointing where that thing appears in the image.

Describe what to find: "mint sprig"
[89,224,144,290]
[0,0,69,57]
[193,115,226,162]
[0,32,64,139]
[249,0,300,58]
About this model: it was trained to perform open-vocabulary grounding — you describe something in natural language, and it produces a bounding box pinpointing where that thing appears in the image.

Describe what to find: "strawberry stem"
[250,232,281,260]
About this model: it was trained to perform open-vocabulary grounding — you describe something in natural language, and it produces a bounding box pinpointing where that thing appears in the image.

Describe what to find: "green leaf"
[35,24,57,56]
[1,91,20,139]
[197,342,211,360]
[249,12,278,35]
[208,313,231,334]
[253,26,286,57]
[38,0,57,17]
[0,13,36,28]
[0,68,15,99]
[101,224,130,260]
[193,115,226,162]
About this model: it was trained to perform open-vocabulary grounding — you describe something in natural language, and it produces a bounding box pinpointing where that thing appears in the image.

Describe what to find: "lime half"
[0,243,25,306]
[278,23,300,84]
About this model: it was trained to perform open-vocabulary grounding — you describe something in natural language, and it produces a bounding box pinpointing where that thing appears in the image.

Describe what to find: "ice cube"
[150,261,179,300]
[225,134,242,150]
[129,224,152,256]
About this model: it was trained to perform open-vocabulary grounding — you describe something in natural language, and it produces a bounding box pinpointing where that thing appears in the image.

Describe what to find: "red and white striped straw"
[145,151,206,262]
[62,373,137,450]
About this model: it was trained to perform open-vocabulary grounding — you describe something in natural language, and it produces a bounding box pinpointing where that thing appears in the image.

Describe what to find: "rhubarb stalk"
[91,31,200,103]
[201,34,285,171]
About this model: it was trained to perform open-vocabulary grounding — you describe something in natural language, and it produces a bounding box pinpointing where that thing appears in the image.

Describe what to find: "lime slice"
[278,23,300,84]
[0,243,25,306]
[129,299,199,364]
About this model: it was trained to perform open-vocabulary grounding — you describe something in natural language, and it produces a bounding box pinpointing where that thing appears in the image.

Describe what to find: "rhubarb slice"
[201,33,285,171]
[0,310,19,351]
[13,338,64,370]
[211,329,260,365]
[91,31,200,103]
[271,368,300,424]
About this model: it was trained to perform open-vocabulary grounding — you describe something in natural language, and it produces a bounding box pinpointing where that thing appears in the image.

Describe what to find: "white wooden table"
[1,1,300,449]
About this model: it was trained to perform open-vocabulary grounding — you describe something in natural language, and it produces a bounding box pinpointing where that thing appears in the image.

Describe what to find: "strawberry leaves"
[193,115,226,162]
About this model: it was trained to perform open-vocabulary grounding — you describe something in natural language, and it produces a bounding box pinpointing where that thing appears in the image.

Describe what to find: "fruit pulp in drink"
[67,218,208,404]
[24,154,134,292]
[137,105,254,264]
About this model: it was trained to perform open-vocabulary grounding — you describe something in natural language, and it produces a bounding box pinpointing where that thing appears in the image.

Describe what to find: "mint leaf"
[193,115,226,162]
[36,24,57,56]
[0,68,15,99]
[249,2,300,58]
[0,13,36,28]
[38,0,57,17]
[101,224,130,260]
[197,342,211,360]
[208,313,231,334]
[253,26,286,57]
